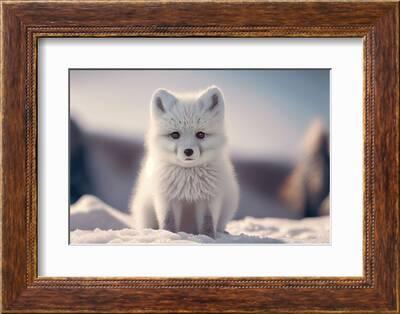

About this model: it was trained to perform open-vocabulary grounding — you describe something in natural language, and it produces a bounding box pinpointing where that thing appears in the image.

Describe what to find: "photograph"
[69,69,330,244]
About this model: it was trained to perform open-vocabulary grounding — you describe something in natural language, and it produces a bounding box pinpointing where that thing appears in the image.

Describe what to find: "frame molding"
[2,1,399,313]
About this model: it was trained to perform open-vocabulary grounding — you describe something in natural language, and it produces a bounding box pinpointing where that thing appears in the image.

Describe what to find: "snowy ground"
[70,195,330,244]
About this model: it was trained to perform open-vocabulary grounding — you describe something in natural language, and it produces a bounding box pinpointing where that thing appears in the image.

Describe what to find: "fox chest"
[155,164,220,201]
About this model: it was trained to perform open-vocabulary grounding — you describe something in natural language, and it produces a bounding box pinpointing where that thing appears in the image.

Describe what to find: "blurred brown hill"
[280,120,330,217]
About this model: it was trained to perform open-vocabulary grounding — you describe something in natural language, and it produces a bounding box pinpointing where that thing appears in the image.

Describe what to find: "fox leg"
[154,198,181,232]
[217,187,239,233]
[161,210,176,232]
[196,199,219,239]
[216,205,235,233]
[135,205,158,230]
[202,210,216,239]
[172,200,183,232]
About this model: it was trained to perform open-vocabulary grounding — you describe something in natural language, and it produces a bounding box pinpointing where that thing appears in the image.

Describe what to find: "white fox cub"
[129,86,239,238]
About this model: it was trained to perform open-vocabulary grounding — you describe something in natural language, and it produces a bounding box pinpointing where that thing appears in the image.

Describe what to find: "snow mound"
[70,195,329,244]
[70,195,131,230]
[70,228,285,244]
[227,216,329,243]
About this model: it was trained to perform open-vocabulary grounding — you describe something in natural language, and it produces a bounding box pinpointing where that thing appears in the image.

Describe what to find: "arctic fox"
[129,86,239,238]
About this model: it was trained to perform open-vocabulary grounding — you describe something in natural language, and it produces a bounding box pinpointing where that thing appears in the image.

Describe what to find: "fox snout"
[177,145,200,164]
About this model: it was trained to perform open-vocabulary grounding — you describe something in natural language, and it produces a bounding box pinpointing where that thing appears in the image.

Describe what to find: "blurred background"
[70,69,330,220]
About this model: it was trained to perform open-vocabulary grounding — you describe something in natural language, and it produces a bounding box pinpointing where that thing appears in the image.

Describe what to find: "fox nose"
[184,148,194,157]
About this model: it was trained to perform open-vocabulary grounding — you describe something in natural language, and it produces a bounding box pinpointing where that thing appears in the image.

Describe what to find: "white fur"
[129,86,239,238]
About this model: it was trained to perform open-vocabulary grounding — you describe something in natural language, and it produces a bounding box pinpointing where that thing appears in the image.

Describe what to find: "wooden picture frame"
[1,1,399,313]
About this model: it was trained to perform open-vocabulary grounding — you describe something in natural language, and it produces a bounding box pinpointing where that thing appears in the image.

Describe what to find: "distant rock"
[280,119,330,217]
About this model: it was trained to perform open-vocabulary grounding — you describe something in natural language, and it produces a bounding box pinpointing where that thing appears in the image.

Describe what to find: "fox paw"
[202,213,216,239]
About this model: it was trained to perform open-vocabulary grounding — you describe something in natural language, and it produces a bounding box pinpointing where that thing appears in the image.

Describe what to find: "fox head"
[147,86,227,167]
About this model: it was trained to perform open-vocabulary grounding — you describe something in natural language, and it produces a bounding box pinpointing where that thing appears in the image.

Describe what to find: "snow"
[70,195,330,244]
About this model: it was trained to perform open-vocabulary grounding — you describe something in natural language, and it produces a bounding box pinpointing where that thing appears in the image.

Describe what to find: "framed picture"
[1,1,399,313]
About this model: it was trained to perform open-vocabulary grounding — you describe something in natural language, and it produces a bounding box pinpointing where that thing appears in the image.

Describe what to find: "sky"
[70,69,329,161]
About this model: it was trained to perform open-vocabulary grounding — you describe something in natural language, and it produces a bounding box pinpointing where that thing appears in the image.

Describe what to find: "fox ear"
[199,86,224,115]
[151,88,176,118]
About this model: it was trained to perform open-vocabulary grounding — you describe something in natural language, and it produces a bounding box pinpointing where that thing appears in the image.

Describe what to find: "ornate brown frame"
[1,1,399,313]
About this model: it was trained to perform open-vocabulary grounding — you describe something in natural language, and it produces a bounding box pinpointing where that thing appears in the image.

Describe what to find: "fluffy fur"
[129,86,239,238]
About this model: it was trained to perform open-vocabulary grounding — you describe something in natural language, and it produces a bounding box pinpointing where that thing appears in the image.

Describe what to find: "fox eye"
[196,131,205,139]
[170,132,180,139]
